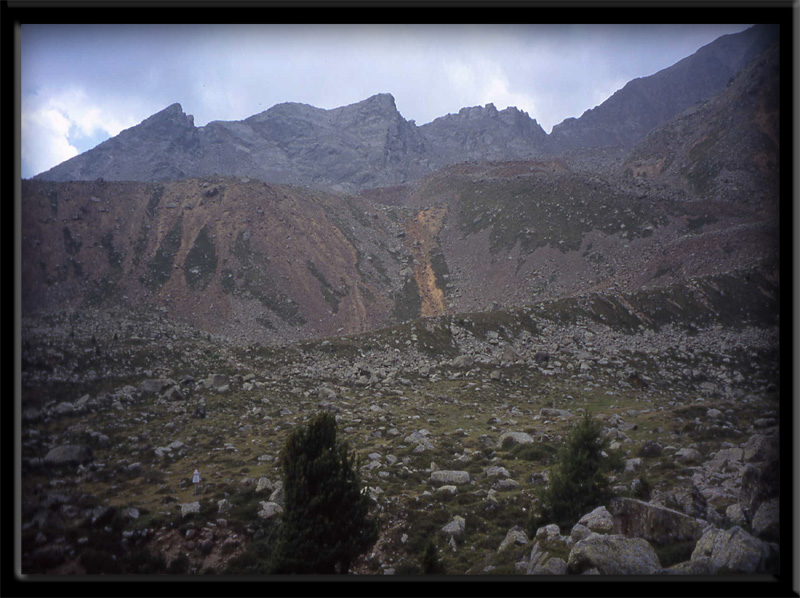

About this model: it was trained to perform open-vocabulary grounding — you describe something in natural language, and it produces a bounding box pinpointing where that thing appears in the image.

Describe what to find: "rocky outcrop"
[608,497,705,544]
[567,533,661,574]
[690,526,773,573]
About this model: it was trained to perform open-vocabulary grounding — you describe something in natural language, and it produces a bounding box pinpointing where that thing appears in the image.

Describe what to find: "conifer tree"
[270,412,378,574]
[532,412,615,532]
[420,540,446,574]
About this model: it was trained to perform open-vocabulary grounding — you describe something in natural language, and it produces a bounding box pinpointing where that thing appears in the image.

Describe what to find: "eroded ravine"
[405,206,448,318]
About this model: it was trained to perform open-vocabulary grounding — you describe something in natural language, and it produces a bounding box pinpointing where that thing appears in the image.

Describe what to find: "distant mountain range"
[22,24,780,345]
[33,24,779,193]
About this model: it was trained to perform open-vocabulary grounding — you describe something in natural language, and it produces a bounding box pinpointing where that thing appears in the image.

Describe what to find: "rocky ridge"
[33,26,779,193]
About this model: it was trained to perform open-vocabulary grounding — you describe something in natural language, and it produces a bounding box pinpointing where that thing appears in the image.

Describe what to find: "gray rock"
[674,447,702,464]
[638,440,663,458]
[53,401,75,416]
[255,477,273,493]
[257,501,283,520]
[430,470,470,485]
[497,431,534,448]
[534,524,569,552]
[269,482,284,505]
[578,506,614,534]
[162,386,184,401]
[664,556,715,575]
[526,541,567,575]
[180,502,201,517]
[497,525,529,553]
[44,444,93,466]
[743,433,778,463]
[751,497,779,543]
[485,465,510,478]
[567,533,661,575]
[725,503,748,527]
[690,526,772,573]
[493,478,521,491]
[609,497,705,544]
[441,515,466,539]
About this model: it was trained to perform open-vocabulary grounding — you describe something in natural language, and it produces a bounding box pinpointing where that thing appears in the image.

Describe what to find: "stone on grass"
[430,470,470,485]
[180,502,201,517]
[497,526,528,553]
[497,431,534,448]
[441,515,466,539]
[44,445,93,466]
[257,501,283,520]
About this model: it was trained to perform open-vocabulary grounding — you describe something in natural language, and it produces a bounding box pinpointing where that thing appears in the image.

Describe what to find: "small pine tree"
[532,412,614,532]
[270,412,378,574]
[420,541,445,574]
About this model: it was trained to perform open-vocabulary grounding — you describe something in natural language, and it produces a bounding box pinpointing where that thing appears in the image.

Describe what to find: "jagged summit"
[32,24,777,191]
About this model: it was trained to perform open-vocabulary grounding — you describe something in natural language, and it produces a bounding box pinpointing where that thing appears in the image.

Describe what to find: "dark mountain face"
[33,25,778,193]
[621,39,780,208]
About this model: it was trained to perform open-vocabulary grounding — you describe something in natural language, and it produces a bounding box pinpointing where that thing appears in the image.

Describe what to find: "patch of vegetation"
[307,260,348,314]
[508,441,558,464]
[228,230,306,326]
[183,225,218,290]
[141,218,182,290]
[47,189,58,214]
[454,173,657,254]
[101,230,125,269]
[429,247,450,298]
[652,540,696,568]
[62,226,81,256]
[132,223,150,266]
[146,185,164,217]
[392,276,421,322]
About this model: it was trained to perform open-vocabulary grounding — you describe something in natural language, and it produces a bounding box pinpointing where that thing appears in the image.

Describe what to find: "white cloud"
[21,107,79,178]
[21,87,145,177]
[441,58,539,120]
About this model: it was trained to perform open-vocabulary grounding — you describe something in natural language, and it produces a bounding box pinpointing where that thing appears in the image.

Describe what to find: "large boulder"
[650,482,709,519]
[751,497,779,543]
[525,541,567,575]
[609,497,704,544]
[430,470,470,485]
[567,533,661,574]
[690,526,772,573]
[43,444,93,466]
[496,431,534,448]
[740,460,779,521]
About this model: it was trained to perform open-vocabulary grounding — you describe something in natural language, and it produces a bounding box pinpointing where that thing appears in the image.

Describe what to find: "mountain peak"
[141,102,194,129]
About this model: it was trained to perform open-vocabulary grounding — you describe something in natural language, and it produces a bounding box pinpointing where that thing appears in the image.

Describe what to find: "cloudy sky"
[21,23,752,179]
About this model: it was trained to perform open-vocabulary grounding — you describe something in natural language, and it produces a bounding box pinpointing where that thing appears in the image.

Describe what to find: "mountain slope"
[21,177,416,345]
[549,24,779,151]
[620,39,780,206]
